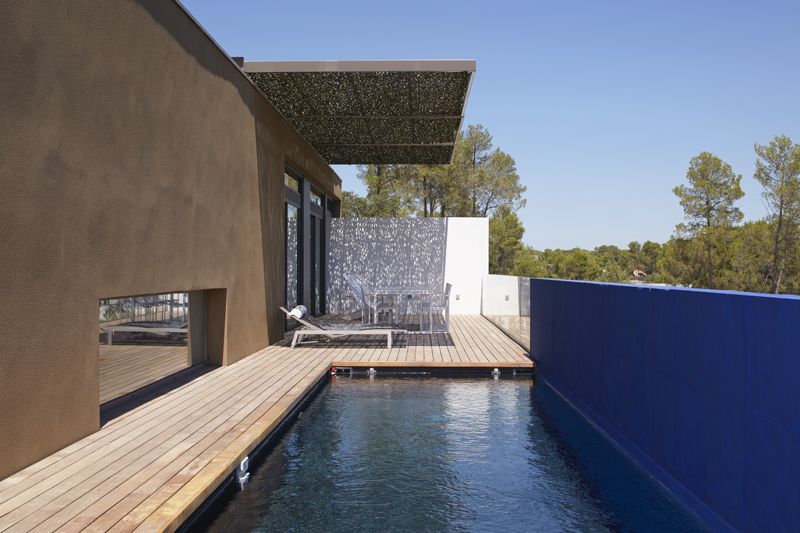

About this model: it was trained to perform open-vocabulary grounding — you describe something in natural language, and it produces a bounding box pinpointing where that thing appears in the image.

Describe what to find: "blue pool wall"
[530,278,800,533]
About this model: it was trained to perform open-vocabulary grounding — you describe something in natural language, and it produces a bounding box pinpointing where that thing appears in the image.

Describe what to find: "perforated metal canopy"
[243,60,475,165]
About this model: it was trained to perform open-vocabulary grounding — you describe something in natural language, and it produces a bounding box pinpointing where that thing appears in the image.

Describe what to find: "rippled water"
[197,376,706,532]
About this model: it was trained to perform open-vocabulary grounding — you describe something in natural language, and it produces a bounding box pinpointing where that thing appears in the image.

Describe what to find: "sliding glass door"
[286,204,300,309]
[309,213,322,315]
[285,173,301,313]
[309,188,324,316]
[284,171,329,321]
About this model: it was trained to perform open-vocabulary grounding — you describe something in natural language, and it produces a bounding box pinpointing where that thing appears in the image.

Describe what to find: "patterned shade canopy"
[243,60,475,164]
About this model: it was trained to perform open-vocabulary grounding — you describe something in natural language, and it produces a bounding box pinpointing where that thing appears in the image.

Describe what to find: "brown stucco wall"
[0,0,340,479]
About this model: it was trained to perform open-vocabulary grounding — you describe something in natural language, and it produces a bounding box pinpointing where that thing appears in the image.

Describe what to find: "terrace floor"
[483,315,531,351]
[0,315,531,532]
[100,346,190,405]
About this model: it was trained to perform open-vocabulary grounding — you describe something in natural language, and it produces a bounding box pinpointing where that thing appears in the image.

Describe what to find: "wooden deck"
[0,316,531,532]
[99,346,190,404]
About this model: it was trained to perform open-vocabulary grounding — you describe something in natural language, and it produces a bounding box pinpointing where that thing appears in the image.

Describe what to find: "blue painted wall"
[530,279,800,533]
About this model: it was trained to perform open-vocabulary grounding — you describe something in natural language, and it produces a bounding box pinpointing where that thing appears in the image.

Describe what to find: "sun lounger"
[280,306,404,349]
[101,321,189,345]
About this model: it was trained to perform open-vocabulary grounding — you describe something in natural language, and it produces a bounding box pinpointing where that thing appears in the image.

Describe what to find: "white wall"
[481,274,521,315]
[444,218,488,314]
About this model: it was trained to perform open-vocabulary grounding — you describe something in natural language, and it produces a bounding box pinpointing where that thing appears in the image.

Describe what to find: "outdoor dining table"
[368,286,434,332]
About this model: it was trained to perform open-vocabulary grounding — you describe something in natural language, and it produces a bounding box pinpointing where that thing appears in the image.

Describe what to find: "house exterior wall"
[0,0,340,479]
[530,278,800,532]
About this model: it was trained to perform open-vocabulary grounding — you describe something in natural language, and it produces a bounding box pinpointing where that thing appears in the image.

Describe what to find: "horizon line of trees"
[497,135,800,295]
[341,126,800,296]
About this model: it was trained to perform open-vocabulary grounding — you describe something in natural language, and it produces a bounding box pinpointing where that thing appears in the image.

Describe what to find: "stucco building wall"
[0,0,340,479]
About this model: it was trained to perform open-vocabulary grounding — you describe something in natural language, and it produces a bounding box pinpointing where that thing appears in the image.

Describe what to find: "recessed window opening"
[98,292,192,405]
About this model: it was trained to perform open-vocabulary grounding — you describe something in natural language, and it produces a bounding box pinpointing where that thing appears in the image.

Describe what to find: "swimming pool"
[196,375,706,532]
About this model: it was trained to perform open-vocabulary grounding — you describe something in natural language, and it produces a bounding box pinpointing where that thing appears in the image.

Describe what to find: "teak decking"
[0,316,531,532]
[99,346,191,405]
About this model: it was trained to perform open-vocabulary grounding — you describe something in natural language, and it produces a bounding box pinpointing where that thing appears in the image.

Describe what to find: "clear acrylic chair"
[430,283,452,332]
[345,274,397,325]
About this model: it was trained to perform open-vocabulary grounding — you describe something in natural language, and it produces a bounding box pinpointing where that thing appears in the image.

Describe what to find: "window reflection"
[98,293,191,404]
[286,205,299,308]
[285,173,299,192]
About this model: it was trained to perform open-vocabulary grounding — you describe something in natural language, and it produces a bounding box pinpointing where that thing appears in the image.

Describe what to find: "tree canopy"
[340,128,800,296]
[673,152,744,288]
[754,135,800,293]
[341,125,526,219]
[489,207,524,274]
[507,137,800,295]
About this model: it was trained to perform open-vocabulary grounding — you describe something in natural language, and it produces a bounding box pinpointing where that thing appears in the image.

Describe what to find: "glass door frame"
[308,192,324,316]
[284,172,302,325]
[284,167,331,326]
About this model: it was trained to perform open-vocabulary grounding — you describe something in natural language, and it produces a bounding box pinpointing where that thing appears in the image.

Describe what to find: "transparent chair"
[345,274,397,325]
[430,283,452,332]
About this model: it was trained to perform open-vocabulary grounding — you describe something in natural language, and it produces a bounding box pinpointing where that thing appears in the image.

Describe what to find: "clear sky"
[183,0,800,249]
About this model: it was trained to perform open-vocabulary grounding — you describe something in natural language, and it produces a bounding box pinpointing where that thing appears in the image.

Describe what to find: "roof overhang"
[243,60,475,165]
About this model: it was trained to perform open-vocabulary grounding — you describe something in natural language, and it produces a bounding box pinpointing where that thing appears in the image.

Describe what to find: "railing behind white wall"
[481,274,530,349]
[481,275,530,317]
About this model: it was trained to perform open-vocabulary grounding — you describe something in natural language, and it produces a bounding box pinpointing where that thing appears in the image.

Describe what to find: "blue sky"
[184,0,800,249]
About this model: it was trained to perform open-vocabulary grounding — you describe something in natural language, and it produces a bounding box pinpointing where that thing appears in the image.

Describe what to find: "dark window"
[286,204,300,309]
[285,173,299,192]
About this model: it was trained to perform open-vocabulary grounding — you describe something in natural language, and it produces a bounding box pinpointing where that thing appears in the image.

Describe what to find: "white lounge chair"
[101,321,189,345]
[280,307,404,349]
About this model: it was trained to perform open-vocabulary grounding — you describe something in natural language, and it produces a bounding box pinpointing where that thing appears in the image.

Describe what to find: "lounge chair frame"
[280,307,404,349]
[101,323,189,346]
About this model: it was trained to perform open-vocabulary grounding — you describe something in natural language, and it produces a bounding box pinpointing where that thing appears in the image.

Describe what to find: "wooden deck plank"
[451,313,487,362]
[0,354,277,502]
[98,349,186,376]
[99,346,191,404]
[12,350,298,528]
[128,364,332,531]
[0,316,531,532]
[423,331,433,363]
[439,330,450,362]
[85,348,332,533]
[468,317,501,360]
[0,351,280,508]
[448,326,463,364]
[426,330,437,362]
[463,315,497,362]
[474,316,520,361]
[27,349,329,532]
[0,350,303,531]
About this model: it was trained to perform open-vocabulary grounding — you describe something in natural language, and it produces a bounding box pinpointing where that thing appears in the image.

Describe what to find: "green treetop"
[753,135,800,293]
[673,152,744,288]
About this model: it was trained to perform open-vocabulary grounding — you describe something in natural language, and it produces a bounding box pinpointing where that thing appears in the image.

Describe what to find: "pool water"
[197,375,706,532]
